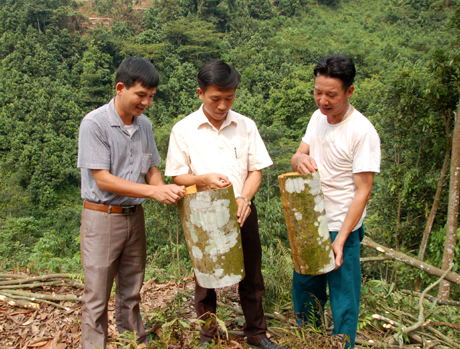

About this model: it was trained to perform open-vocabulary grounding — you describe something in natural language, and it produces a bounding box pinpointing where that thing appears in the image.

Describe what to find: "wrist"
[236,196,251,206]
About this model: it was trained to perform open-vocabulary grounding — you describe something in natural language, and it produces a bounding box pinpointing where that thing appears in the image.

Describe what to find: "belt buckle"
[122,205,135,214]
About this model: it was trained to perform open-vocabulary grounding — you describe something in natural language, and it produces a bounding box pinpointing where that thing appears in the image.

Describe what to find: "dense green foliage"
[0,0,459,304]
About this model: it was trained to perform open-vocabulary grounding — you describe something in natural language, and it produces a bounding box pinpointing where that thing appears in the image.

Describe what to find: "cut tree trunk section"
[177,184,245,289]
[278,172,335,275]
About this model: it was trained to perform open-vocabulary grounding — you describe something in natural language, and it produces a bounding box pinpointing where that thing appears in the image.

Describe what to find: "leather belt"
[84,200,141,214]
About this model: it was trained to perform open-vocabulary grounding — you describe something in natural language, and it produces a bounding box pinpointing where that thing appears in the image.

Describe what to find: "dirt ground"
[0,274,251,349]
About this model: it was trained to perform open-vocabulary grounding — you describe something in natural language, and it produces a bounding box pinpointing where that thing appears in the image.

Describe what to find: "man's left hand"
[236,198,251,227]
[331,240,344,270]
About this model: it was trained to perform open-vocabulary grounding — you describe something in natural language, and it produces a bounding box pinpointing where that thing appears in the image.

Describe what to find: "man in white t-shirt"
[290,54,381,348]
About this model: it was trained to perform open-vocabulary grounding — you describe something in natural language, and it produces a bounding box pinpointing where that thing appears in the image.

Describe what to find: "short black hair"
[197,60,241,93]
[313,54,356,90]
[116,57,159,89]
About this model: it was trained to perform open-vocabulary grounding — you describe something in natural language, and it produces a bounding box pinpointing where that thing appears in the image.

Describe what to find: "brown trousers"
[80,207,147,349]
[195,203,267,344]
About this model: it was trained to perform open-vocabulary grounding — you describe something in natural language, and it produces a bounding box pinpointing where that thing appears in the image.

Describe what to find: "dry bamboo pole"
[177,184,245,288]
[278,172,335,275]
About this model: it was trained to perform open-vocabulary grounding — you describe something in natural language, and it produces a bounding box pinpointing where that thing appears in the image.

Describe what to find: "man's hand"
[291,141,318,174]
[331,240,344,270]
[236,198,251,227]
[151,184,185,205]
[203,173,231,189]
[297,154,318,174]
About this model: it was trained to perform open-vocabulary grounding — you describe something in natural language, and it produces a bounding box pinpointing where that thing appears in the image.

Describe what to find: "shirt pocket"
[140,153,152,175]
[233,139,249,176]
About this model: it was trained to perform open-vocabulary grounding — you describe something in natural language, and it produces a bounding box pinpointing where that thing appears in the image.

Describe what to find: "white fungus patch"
[192,246,203,260]
[194,269,243,288]
[285,177,307,193]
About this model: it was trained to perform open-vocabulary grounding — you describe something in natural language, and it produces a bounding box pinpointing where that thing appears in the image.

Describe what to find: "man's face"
[197,85,236,128]
[116,81,157,120]
[314,75,354,120]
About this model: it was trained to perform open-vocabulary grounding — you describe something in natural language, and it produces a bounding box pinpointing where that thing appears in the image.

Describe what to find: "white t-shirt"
[165,105,273,197]
[302,108,381,232]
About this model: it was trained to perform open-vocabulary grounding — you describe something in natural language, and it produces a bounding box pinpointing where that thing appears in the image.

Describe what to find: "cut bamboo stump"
[177,184,245,288]
[279,172,335,275]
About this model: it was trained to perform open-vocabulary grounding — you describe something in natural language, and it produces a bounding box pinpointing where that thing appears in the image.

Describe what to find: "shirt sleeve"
[247,121,273,171]
[77,118,111,170]
[352,131,381,173]
[165,125,192,176]
[301,111,318,145]
[148,127,162,169]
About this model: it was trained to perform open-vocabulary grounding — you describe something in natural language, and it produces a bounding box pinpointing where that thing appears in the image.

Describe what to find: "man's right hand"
[297,154,318,174]
[202,173,231,189]
[151,184,185,205]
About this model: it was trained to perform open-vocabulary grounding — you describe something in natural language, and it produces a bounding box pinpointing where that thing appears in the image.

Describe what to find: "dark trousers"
[80,207,147,349]
[292,226,365,349]
[195,203,267,344]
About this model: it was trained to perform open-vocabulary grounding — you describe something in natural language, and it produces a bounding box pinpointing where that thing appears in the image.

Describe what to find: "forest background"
[0,0,459,346]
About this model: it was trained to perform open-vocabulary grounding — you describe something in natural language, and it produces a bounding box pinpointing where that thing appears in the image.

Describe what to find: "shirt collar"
[108,98,140,128]
[196,104,237,131]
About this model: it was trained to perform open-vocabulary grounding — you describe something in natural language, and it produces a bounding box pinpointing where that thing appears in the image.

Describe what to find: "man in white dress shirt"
[165,60,287,349]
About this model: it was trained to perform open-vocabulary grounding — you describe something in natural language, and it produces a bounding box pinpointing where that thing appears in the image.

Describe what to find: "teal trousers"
[292,226,364,348]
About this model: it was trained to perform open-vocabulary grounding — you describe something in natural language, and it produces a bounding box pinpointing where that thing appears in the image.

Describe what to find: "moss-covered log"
[177,184,245,288]
[279,172,335,275]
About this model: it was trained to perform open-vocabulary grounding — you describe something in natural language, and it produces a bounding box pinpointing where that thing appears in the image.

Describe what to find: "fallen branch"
[0,274,81,286]
[372,315,424,344]
[0,280,68,290]
[0,294,39,309]
[0,273,27,279]
[404,263,454,335]
[360,256,392,263]
[2,293,72,310]
[401,290,460,306]
[428,321,460,330]
[0,290,81,302]
[361,237,460,284]
[373,308,460,348]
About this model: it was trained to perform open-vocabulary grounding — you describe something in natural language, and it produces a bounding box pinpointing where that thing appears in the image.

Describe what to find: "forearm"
[172,173,208,188]
[291,151,303,172]
[146,166,166,186]
[241,170,262,200]
[334,172,375,247]
[334,194,370,245]
[172,172,231,190]
[91,169,159,199]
